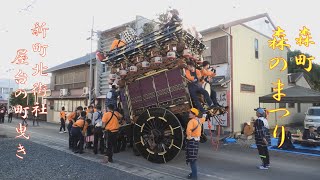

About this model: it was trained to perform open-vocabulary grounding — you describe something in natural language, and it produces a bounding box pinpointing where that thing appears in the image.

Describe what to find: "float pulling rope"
[207,115,222,151]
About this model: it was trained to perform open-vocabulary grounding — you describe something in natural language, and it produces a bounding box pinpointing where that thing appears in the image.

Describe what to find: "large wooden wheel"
[133,107,184,163]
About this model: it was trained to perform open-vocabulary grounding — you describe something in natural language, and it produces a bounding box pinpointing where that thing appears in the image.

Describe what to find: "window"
[74,71,86,83]
[61,100,68,112]
[254,39,259,59]
[298,103,301,113]
[73,100,77,111]
[68,100,73,112]
[37,97,42,104]
[288,103,295,108]
[240,84,255,92]
[3,88,9,94]
[212,36,228,64]
[106,65,111,72]
[102,63,106,73]
[54,100,58,111]
[279,103,286,108]
[58,100,62,111]
[307,109,320,116]
[63,73,71,84]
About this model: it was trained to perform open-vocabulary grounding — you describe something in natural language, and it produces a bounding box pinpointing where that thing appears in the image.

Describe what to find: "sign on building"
[203,91,228,130]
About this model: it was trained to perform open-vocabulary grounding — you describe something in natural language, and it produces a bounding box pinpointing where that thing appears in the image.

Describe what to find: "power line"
[19,0,37,13]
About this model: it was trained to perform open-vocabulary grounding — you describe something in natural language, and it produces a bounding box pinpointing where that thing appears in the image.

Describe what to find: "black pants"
[71,127,84,153]
[188,83,213,113]
[8,113,13,123]
[94,127,104,154]
[33,117,39,126]
[67,122,73,148]
[0,115,4,123]
[60,118,66,131]
[257,145,270,167]
[106,131,118,160]
[127,124,134,148]
[117,129,127,151]
[210,87,219,106]
[22,119,28,126]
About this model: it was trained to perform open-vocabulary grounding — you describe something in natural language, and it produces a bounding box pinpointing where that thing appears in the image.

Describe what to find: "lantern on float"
[96,51,105,61]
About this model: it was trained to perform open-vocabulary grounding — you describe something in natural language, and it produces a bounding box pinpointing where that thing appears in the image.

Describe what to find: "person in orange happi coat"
[110,34,126,51]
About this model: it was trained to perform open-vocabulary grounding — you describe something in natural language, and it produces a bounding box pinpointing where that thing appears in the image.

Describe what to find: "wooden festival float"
[99,22,227,163]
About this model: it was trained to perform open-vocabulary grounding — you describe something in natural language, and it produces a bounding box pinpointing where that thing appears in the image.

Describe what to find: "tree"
[9,92,35,107]
[287,50,320,91]
[139,22,155,38]
[155,9,171,27]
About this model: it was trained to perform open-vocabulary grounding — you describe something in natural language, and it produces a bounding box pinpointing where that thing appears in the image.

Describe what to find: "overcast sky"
[1,0,319,89]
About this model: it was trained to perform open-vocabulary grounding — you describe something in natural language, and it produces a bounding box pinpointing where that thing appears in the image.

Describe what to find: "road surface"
[0,118,319,180]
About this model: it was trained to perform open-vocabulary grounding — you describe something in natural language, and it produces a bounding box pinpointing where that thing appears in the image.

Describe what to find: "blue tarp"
[224,138,237,144]
[250,138,320,157]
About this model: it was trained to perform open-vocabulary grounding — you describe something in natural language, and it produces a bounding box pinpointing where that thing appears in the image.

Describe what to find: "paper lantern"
[96,51,105,61]
[142,60,150,68]
[167,51,176,60]
[154,56,163,64]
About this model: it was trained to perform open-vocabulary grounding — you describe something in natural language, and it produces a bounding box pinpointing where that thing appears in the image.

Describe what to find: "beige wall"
[231,24,289,132]
[201,24,314,133]
[47,99,86,123]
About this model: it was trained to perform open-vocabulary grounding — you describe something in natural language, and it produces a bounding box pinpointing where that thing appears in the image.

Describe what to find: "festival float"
[100,11,228,163]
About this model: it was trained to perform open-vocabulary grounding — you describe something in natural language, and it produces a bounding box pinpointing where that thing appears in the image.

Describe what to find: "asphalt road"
[1,117,320,180]
[0,138,146,180]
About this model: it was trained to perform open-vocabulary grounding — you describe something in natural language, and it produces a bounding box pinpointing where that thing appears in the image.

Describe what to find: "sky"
[1,0,320,89]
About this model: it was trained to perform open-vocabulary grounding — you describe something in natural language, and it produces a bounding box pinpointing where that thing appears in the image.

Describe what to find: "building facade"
[96,16,155,110]
[200,13,311,133]
[0,79,19,107]
[44,53,95,123]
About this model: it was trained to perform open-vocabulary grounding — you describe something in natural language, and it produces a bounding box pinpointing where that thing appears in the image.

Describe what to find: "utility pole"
[88,16,94,106]
[5,68,14,110]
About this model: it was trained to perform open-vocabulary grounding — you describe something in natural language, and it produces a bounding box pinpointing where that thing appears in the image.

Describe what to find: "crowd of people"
[0,105,14,124]
[185,60,223,114]
[61,100,127,163]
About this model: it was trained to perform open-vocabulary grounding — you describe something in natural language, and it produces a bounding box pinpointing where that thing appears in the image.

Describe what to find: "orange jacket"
[102,111,122,132]
[201,69,216,78]
[72,118,88,134]
[110,39,126,51]
[67,112,76,122]
[185,69,202,82]
[186,117,205,140]
[200,68,216,84]
[60,111,66,121]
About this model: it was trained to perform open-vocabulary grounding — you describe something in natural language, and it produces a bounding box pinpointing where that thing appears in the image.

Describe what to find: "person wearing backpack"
[102,104,123,163]
[86,105,94,149]
[185,108,206,180]
[93,105,104,154]
[105,85,119,111]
